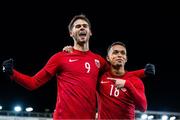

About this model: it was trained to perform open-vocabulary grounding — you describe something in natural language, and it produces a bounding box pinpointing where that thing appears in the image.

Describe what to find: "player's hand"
[107,77,126,89]
[144,63,155,77]
[63,45,73,53]
[2,58,14,75]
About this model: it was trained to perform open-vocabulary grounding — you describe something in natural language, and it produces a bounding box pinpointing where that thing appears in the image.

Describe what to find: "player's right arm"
[10,68,52,91]
[2,53,61,91]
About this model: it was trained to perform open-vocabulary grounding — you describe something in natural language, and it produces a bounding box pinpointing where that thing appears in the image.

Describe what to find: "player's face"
[107,45,127,67]
[70,19,92,45]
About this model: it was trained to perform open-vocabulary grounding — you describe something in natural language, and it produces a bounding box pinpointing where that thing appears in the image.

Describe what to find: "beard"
[112,62,123,69]
[76,35,89,45]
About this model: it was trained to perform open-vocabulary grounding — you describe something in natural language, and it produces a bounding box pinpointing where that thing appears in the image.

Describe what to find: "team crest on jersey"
[95,59,100,68]
[121,88,127,92]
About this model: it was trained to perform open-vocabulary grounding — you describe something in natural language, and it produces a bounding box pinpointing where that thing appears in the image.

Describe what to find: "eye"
[75,25,81,28]
[112,50,119,54]
[121,51,126,55]
[83,24,88,28]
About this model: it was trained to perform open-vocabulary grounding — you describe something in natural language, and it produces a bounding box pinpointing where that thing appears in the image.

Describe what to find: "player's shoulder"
[101,71,111,77]
[89,51,105,60]
[49,51,67,59]
[54,50,71,55]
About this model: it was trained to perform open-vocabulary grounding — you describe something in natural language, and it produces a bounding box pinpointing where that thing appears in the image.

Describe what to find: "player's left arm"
[124,78,147,112]
[128,63,155,79]
[128,69,145,79]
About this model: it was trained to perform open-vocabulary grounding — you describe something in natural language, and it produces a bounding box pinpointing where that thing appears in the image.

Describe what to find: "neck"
[110,65,125,76]
[73,42,89,51]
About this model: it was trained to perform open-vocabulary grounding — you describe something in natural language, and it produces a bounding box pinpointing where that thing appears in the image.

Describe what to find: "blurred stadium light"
[0,109,180,119]
[25,107,33,112]
[14,106,22,112]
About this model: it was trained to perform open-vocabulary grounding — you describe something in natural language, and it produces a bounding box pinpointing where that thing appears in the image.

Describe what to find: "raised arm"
[2,53,60,90]
[11,69,52,90]
[128,63,155,79]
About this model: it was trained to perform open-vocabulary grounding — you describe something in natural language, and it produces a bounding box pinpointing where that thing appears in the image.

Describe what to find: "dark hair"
[68,14,91,32]
[107,41,126,53]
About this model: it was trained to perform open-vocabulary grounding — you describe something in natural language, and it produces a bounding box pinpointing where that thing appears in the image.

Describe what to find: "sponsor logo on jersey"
[101,81,109,84]
[69,59,79,62]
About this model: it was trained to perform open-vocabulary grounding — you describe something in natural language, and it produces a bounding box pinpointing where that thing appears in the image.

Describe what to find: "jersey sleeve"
[96,55,109,90]
[43,52,62,76]
[10,52,61,90]
[97,55,109,76]
[128,69,145,79]
[124,77,147,112]
[11,68,52,90]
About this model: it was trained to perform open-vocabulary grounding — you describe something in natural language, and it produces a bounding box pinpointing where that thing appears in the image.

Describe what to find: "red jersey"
[11,49,108,119]
[98,71,147,119]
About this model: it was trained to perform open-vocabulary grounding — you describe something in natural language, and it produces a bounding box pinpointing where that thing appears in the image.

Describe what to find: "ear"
[106,55,110,62]
[125,56,128,63]
[89,30,92,36]
[69,31,73,37]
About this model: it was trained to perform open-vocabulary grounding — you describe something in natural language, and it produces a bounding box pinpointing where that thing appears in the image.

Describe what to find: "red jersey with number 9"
[44,49,108,119]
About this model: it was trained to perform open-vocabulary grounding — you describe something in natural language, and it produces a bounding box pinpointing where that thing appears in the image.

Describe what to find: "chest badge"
[95,59,100,68]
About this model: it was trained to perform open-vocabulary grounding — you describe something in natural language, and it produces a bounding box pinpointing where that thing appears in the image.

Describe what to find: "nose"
[117,52,123,57]
[80,27,85,30]
[80,25,86,30]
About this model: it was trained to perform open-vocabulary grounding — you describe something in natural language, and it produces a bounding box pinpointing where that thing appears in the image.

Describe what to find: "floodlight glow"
[148,115,154,120]
[14,106,22,112]
[161,115,168,120]
[0,105,2,110]
[141,113,148,119]
[25,107,33,112]
[170,116,176,120]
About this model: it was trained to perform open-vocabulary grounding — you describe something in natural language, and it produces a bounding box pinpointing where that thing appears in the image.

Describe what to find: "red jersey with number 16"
[98,71,147,119]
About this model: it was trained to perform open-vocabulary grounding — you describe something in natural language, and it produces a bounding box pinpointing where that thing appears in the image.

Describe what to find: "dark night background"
[0,1,180,113]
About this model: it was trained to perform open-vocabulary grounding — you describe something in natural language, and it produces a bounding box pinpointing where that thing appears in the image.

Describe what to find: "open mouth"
[79,31,87,37]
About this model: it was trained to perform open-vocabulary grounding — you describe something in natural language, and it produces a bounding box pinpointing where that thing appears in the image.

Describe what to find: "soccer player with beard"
[97,41,149,119]
[2,14,148,119]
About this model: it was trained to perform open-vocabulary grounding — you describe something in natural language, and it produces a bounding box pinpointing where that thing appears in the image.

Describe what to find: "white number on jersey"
[85,62,91,73]
[110,85,120,97]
